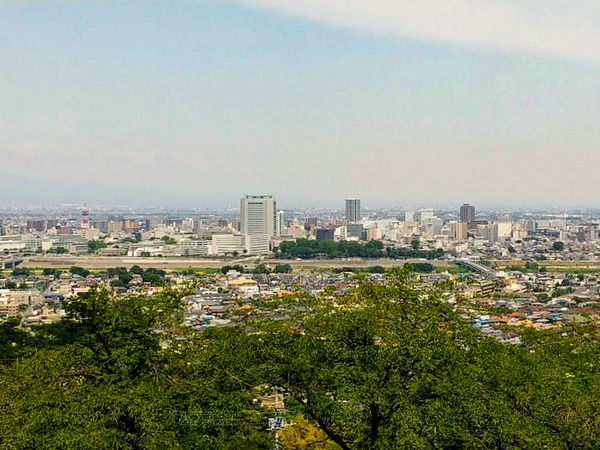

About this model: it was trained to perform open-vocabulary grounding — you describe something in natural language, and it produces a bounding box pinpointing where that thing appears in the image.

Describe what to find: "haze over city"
[1,1,600,207]
[3,2,600,448]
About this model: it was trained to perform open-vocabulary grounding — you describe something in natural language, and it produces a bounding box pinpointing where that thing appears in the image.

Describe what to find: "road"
[20,256,455,271]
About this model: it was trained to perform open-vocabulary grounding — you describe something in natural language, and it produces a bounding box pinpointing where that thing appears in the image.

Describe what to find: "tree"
[0,286,273,449]
[277,240,443,261]
[508,245,516,254]
[11,267,31,277]
[0,316,31,362]
[236,270,600,449]
[129,265,145,275]
[2,272,599,449]
[411,239,420,250]
[253,264,271,275]
[69,266,91,278]
[42,268,62,278]
[222,265,245,275]
[524,261,539,271]
[404,262,434,273]
[87,240,107,253]
[274,264,293,274]
[279,415,337,449]
[142,268,166,285]
[161,236,177,245]
[553,241,565,251]
[107,267,129,282]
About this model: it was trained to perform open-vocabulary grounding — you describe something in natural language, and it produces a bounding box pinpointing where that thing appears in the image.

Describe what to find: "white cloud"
[229,0,600,63]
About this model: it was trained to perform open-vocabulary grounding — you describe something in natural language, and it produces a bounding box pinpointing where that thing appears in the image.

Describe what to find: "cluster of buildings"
[3,200,600,263]
[2,258,598,344]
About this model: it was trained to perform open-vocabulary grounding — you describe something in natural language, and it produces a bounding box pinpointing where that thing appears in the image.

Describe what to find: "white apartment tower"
[345,198,361,224]
[240,195,278,238]
[276,210,285,237]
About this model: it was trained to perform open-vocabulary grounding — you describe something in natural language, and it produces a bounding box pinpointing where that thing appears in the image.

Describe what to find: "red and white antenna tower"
[81,203,89,230]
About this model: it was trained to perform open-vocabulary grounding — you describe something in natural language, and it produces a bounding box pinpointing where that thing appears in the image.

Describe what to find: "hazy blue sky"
[1,1,599,208]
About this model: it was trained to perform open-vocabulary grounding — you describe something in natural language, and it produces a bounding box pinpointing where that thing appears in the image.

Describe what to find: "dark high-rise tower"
[460,203,475,223]
[345,199,361,223]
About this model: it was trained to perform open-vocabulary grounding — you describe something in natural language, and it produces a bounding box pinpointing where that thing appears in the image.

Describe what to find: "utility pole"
[269,389,285,450]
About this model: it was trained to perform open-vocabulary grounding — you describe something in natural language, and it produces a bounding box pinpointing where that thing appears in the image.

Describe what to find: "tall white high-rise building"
[345,198,361,223]
[276,210,285,237]
[240,195,277,238]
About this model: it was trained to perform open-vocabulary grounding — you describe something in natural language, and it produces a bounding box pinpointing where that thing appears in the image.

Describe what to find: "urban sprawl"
[1,196,600,342]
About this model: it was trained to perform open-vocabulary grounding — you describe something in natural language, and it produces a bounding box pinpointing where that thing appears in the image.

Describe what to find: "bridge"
[456,259,497,278]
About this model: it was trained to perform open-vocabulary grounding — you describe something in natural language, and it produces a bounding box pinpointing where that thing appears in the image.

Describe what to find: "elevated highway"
[455,259,497,278]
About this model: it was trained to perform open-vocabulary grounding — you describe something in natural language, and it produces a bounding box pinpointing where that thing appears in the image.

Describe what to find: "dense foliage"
[277,239,444,260]
[331,266,387,274]
[274,264,293,274]
[47,247,68,254]
[404,262,435,273]
[0,286,270,449]
[69,266,91,278]
[10,268,31,277]
[87,240,107,253]
[221,265,246,274]
[238,272,600,449]
[385,247,444,260]
[1,272,599,449]
[42,268,62,278]
[107,266,167,287]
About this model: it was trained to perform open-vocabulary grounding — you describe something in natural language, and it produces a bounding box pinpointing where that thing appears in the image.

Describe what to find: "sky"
[1,0,599,209]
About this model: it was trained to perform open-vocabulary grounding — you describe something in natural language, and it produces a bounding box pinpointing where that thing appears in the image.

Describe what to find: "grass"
[434,266,473,274]
[0,267,224,277]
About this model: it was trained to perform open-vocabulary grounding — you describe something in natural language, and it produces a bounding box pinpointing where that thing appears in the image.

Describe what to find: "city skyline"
[2,2,600,447]
[4,199,600,213]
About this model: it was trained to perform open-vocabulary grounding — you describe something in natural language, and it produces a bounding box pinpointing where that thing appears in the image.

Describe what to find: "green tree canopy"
[42,268,62,278]
[525,261,539,271]
[11,267,31,277]
[161,236,177,245]
[1,273,599,449]
[48,246,68,254]
[221,265,245,274]
[253,264,271,275]
[236,270,600,449]
[87,240,107,253]
[277,239,443,260]
[0,286,272,449]
[69,266,91,278]
[274,264,293,274]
